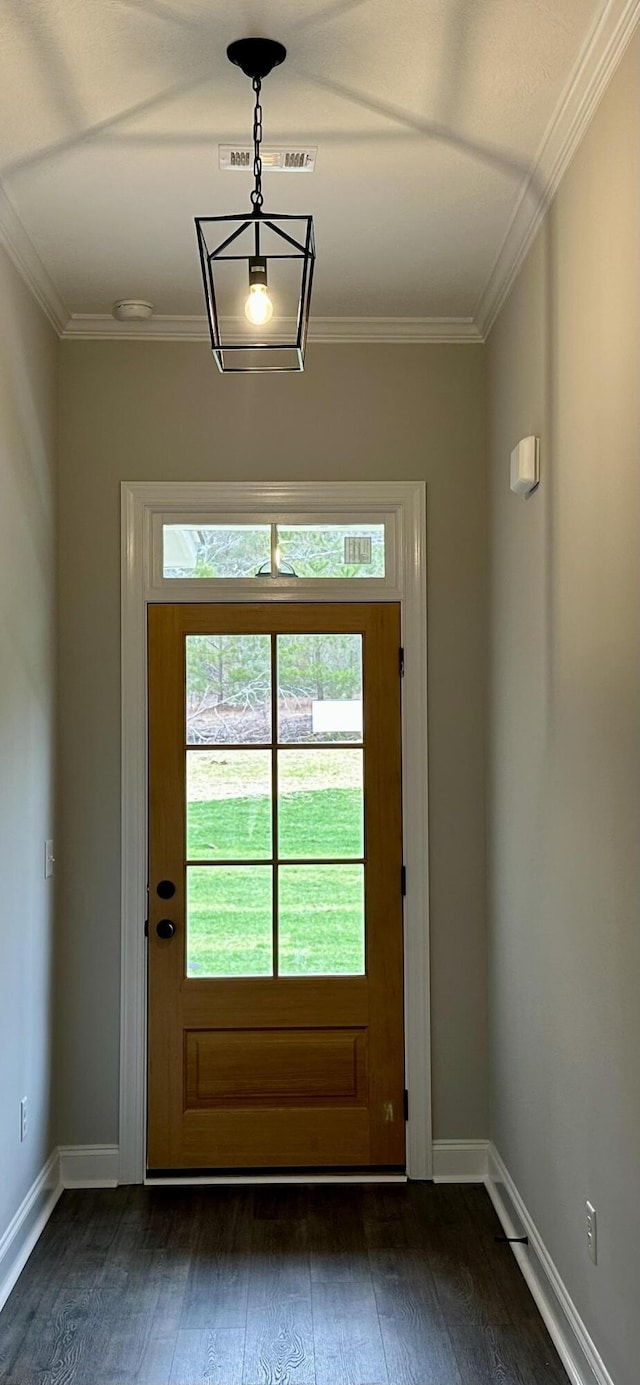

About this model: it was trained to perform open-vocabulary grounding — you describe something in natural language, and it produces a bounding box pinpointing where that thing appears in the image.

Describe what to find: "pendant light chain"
[251,76,264,211]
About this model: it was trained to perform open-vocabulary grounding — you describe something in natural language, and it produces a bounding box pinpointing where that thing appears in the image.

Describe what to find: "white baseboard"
[486,1144,613,1385]
[0,1144,120,1313]
[431,1139,489,1182]
[0,1150,63,1312]
[58,1144,120,1188]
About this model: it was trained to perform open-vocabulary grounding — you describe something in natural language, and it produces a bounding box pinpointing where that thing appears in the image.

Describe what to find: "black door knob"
[156,919,176,939]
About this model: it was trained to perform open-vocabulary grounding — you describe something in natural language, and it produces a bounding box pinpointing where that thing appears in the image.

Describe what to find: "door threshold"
[145,1167,407,1186]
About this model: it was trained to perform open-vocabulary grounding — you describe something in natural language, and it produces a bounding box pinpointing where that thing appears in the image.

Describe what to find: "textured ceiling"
[0,0,611,325]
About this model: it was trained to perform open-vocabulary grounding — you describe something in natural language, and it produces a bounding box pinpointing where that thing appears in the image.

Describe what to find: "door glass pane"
[277,634,363,744]
[277,524,385,577]
[187,750,271,859]
[186,634,271,744]
[186,866,272,977]
[278,865,365,976]
[278,749,363,859]
[164,524,271,577]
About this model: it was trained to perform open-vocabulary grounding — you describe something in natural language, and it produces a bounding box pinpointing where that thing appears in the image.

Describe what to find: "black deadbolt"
[156,919,176,940]
[157,879,176,899]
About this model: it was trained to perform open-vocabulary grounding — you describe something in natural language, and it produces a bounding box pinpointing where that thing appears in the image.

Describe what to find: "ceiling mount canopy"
[195,37,315,373]
[226,38,287,82]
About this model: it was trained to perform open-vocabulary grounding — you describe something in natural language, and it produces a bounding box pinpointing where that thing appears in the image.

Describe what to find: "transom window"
[161,520,387,581]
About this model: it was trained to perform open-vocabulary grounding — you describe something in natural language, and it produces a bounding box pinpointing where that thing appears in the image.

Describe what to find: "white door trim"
[119,480,431,1183]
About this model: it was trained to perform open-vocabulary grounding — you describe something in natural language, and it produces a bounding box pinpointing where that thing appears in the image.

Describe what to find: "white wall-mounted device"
[510,436,539,496]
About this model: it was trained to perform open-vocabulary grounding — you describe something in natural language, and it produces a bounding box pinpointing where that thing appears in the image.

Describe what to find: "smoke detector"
[112,300,154,321]
[219,146,317,172]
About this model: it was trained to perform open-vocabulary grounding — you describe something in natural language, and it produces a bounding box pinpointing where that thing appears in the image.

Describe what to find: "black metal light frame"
[195,212,315,373]
[195,38,316,373]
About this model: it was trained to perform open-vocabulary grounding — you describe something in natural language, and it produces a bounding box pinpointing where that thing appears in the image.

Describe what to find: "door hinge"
[144,884,149,937]
[399,646,405,678]
[403,1088,409,1121]
[144,918,149,938]
[401,865,407,896]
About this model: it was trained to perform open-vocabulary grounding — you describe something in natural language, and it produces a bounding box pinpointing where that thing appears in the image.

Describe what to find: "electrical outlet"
[20,1097,28,1143]
[586,1200,597,1263]
[44,840,55,879]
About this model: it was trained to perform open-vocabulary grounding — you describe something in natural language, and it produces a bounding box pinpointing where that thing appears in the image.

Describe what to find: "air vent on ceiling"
[219,146,317,172]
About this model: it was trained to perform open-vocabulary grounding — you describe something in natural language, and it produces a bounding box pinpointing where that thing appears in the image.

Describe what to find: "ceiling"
[0,0,634,340]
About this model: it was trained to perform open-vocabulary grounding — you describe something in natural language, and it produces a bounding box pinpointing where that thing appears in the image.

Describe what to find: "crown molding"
[311,316,482,344]
[0,185,68,334]
[475,0,640,339]
[61,313,483,344]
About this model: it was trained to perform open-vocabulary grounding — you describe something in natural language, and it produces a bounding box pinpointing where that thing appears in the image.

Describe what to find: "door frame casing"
[120,481,430,1183]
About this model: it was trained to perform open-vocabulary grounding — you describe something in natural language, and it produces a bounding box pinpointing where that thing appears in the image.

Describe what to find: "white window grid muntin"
[149,509,399,598]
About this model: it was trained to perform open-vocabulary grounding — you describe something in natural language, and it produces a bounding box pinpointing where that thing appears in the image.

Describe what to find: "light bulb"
[245,283,273,326]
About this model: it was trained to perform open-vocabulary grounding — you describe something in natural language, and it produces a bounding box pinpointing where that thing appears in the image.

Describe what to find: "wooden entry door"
[147,603,405,1171]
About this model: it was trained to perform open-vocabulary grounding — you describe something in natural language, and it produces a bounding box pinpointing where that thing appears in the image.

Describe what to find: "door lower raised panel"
[147,603,404,1171]
[184,1028,368,1105]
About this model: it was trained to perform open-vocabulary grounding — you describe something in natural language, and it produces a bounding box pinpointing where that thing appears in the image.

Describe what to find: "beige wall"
[0,242,57,1238]
[57,340,488,1147]
[487,33,640,1385]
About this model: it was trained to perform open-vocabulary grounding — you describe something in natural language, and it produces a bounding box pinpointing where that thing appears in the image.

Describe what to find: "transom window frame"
[121,480,430,1184]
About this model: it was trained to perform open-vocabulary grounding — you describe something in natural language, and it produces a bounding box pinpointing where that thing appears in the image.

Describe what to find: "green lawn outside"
[187,788,363,860]
[187,860,365,977]
[186,776,365,976]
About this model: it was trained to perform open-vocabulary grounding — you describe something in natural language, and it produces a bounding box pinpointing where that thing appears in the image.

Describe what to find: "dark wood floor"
[0,1182,568,1385]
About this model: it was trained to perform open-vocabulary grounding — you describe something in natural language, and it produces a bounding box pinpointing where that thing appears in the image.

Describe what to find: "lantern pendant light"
[195,38,315,373]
